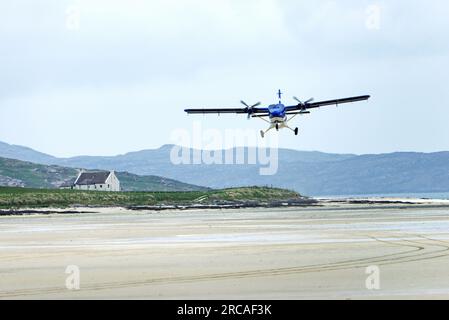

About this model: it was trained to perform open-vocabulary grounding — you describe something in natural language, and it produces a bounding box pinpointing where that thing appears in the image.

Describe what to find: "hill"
[0,141,57,164]
[0,157,208,192]
[1,141,449,196]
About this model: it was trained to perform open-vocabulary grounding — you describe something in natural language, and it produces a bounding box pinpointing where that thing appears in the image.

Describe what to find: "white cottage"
[70,170,120,192]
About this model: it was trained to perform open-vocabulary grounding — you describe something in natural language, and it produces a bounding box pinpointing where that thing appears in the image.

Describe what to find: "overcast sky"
[1,0,448,157]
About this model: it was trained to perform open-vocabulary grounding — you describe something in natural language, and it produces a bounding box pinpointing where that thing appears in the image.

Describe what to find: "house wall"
[73,184,112,191]
[105,171,120,192]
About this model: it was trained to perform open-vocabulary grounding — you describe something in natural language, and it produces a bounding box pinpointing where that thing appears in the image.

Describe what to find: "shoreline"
[2,197,449,216]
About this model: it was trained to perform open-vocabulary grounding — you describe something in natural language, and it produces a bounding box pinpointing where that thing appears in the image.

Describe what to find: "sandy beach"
[2,201,449,299]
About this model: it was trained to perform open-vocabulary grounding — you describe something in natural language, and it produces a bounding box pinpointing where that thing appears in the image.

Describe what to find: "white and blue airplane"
[185,90,370,138]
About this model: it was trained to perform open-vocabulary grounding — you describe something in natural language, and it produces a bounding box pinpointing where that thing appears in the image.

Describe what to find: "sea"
[317,192,449,200]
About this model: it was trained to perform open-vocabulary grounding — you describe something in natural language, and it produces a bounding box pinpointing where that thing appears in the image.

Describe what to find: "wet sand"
[2,202,449,299]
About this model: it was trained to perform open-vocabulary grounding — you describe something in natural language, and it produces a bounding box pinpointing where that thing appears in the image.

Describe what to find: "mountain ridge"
[1,140,449,196]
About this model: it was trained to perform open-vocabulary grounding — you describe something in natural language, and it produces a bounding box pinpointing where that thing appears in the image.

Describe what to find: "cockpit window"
[268,104,284,110]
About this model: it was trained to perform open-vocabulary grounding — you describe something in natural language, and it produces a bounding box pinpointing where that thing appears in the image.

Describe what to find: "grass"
[0,157,209,191]
[0,186,301,209]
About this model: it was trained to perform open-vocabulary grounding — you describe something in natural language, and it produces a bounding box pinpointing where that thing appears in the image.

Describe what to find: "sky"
[0,0,449,157]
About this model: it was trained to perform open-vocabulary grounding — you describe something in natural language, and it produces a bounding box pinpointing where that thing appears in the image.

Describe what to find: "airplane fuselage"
[267,103,287,124]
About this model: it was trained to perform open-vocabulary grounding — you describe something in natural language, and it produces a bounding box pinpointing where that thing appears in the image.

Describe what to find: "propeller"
[293,96,314,111]
[241,100,261,119]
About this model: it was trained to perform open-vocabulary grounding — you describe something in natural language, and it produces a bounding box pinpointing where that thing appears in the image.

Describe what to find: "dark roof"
[75,171,111,185]
[60,179,76,188]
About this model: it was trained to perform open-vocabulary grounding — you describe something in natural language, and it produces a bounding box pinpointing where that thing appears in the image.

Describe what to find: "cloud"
[0,0,448,155]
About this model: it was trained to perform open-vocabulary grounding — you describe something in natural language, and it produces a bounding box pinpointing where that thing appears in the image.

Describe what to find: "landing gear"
[275,123,279,131]
[294,127,299,136]
[260,130,265,138]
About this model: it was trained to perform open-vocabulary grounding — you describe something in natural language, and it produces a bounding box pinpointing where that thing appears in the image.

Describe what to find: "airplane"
[185,90,370,138]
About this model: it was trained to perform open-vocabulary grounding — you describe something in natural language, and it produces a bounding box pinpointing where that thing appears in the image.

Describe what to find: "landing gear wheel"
[275,123,279,131]
[260,130,265,138]
[294,127,299,136]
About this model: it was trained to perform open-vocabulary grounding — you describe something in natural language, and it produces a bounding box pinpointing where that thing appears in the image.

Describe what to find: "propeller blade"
[293,96,302,105]
[241,101,261,120]
[294,96,314,105]
[305,98,314,104]
[240,100,250,108]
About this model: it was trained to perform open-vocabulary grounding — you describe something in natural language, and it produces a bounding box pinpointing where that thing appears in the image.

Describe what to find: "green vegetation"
[116,171,207,192]
[0,157,77,188]
[0,186,301,209]
[0,157,208,192]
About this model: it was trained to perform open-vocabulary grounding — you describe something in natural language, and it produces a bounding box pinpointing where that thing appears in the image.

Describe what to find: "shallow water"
[318,191,449,200]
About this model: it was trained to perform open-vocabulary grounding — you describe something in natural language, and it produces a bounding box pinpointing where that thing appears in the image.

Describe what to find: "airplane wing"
[285,95,370,112]
[185,107,268,114]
